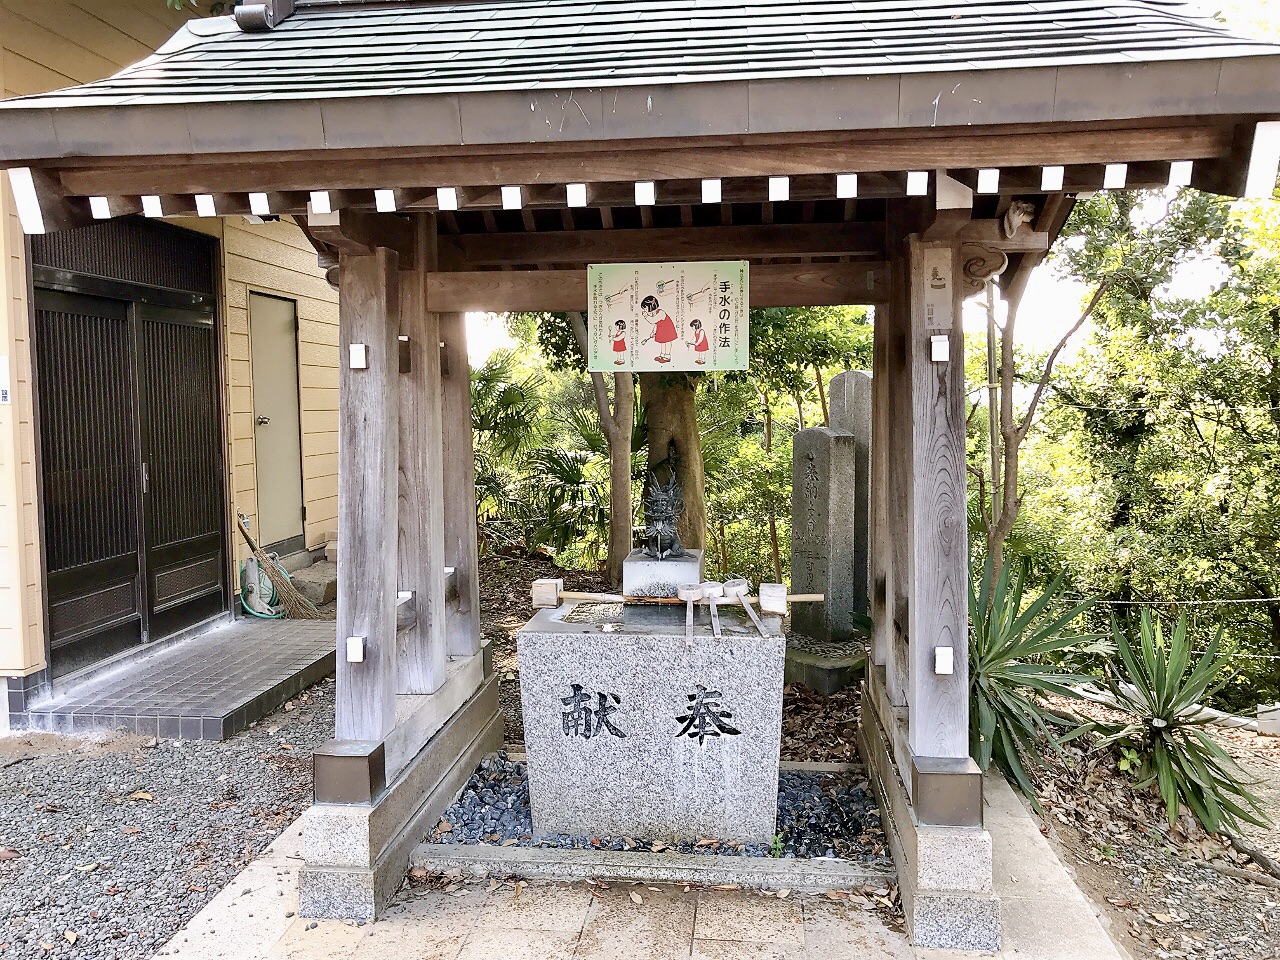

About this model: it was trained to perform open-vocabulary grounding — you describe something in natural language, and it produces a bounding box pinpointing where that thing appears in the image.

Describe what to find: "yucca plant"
[970,558,1096,799]
[1094,612,1270,834]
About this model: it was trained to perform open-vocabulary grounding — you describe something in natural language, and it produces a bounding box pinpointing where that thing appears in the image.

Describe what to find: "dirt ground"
[1034,697,1280,960]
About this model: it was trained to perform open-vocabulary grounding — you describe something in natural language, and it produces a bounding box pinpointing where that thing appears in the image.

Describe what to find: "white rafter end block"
[7,168,44,235]
[906,171,929,196]
[1040,165,1065,191]
[1245,121,1280,199]
[375,189,397,212]
[635,181,656,206]
[1103,163,1128,190]
[142,195,164,218]
[977,168,1000,194]
[308,190,332,215]
[566,182,588,207]
[1168,160,1194,188]
[701,178,722,204]
[768,176,789,201]
[836,173,858,199]
[502,185,522,210]
[89,196,112,220]
[249,192,271,216]
[437,187,459,211]
[195,194,217,217]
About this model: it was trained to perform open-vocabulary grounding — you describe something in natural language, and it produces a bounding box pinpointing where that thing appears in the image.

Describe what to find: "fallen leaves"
[629,891,643,904]
[0,849,19,860]
[126,791,153,803]
[63,932,79,945]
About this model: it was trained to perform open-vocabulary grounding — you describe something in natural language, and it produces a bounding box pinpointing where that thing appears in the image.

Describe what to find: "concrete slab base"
[297,673,503,921]
[785,642,866,695]
[412,839,894,890]
[859,683,1000,951]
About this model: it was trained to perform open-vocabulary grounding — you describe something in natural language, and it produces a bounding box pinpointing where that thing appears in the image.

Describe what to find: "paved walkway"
[24,617,334,740]
[158,774,1127,960]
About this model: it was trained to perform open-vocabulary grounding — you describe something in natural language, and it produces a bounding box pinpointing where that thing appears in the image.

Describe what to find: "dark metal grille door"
[138,306,227,637]
[33,290,143,676]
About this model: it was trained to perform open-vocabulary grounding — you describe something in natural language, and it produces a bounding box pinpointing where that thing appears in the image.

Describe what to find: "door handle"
[256,415,271,426]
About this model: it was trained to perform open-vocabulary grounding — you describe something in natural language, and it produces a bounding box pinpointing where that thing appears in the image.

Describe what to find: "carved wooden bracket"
[299,211,417,288]
[959,242,1009,295]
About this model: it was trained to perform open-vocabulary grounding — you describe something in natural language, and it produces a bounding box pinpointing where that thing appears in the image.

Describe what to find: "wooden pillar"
[868,309,891,672]
[905,237,970,760]
[439,311,481,657]
[397,215,448,693]
[885,250,913,713]
[336,247,401,742]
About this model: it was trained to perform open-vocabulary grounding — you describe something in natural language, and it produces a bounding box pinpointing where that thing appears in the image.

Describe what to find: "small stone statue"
[643,445,687,561]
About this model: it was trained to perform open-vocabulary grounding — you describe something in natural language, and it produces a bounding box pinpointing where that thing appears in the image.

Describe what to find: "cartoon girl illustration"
[640,294,678,363]
[611,318,627,365]
[687,318,710,365]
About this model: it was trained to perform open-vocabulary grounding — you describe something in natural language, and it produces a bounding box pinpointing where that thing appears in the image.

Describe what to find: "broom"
[236,514,326,620]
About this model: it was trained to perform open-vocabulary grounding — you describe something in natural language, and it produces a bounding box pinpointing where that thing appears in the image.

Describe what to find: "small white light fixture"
[836,173,858,199]
[566,182,588,207]
[7,169,44,235]
[436,187,459,211]
[501,185,523,210]
[309,190,332,215]
[768,176,789,202]
[1168,160,1194,188]
[249,192,271,216]
[977,168,1000,194]
[701,178,722,204]
[375,189,397,213]
[1040,165,1065,191]
[89,196,112,220]
[349,343,368,370]
[345,636,366,664]
[142,195,164,218]
[1245,121,1280,198]
[195,194,217,218]
[906,171,929,196]
[934,646,955,676]
[1103,163,1128,190]
[930,334,950,363]
[635,181,656,206]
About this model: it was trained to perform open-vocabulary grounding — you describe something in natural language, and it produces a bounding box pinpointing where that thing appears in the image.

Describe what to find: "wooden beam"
[443,222,883,268]
[308,210,416,262]
[954,219,1049,252]
[440,311,482,658]
[397,214,449,694]
[906,237,969,760]
[51,124,1233,198]
[336,248,401,742]
[426,262,889,313]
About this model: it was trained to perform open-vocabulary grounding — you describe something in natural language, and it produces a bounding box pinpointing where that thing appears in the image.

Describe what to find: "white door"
[249,294,305,551]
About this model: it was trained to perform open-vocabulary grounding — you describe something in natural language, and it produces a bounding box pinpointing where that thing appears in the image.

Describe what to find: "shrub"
[970,558,1095,798]
[1094,612,1270,834]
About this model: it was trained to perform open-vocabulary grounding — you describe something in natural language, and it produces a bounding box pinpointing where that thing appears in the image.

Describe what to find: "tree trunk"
[604,372,635,586]
[639,372,706,550]
[793,391,807,430]
[814,364,830,426]
[568,313,634,587]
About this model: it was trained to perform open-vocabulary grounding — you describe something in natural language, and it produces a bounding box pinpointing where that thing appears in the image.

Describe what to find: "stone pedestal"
[622,548,704,598]
[517,600,784,844]
[790,370,871,643]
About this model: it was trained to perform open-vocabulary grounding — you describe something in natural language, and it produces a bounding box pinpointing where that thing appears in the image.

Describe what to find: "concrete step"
[290,560,337,607]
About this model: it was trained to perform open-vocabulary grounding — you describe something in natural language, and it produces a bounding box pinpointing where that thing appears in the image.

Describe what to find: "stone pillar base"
[298,673,503,920]
[858,681,1001,951]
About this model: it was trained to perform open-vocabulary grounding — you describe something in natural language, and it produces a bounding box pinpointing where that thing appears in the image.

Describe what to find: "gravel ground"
[0,680,334,960]
[426,753,891,866]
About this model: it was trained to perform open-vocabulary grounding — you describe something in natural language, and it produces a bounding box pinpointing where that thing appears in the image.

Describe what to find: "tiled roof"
[6,0,1277,107]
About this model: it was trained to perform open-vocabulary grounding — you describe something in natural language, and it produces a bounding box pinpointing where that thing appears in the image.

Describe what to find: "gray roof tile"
[1,0,1275,109]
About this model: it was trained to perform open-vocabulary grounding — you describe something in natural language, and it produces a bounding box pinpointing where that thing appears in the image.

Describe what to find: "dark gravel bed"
[427,753,891,866]
[0,679,333,960]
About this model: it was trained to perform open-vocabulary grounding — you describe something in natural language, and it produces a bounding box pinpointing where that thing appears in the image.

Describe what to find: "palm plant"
[970,557,1096,798]
[1093,612,1269,833]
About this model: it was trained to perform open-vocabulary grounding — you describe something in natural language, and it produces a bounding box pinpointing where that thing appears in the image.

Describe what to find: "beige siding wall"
[0,2,339,676]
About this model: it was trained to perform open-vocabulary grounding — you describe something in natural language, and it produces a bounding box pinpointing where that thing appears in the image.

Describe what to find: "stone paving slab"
[22,617,335,740]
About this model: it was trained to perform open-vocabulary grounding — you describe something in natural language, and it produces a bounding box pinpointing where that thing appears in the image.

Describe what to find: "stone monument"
[790,370,871,643]
[517,601,785,843]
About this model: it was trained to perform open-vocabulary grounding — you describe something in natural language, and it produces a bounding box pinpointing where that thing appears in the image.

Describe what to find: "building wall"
[0,1,340,677]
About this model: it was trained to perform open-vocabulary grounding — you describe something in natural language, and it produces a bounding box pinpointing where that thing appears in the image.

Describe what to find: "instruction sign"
[587,261,749,372]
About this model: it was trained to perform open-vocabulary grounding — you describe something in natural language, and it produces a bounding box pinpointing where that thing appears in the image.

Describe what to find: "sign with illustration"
[587,261,749,372]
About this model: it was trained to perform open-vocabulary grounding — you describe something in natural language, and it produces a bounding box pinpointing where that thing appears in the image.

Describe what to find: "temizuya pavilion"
[2,0,1279,949]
